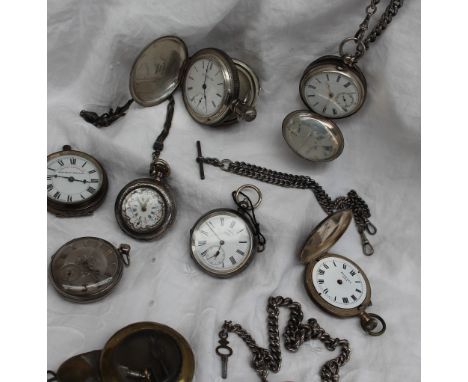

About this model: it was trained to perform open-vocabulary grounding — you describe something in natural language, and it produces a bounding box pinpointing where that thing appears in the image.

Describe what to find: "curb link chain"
[217,296,351,381]
[198,155,377,254]
[341,0,404,64]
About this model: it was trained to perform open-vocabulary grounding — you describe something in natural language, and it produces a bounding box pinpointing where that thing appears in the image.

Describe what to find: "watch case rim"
[100,321,195,382]
[129,35,188,107]
[49,237,125,304]
[47,147,108,217]
[115,177,176,241]
[182,47,240,126]
[299,55,367,119]
[189,208,257,278]
[282,109,345,162]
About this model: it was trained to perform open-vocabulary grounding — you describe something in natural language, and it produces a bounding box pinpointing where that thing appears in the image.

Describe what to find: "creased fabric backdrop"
[47,0,421,380]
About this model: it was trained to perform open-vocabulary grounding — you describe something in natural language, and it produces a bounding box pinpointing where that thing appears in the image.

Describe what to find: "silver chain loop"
[339,0,404,64]
[217,296,351,381]
[197,147,377,255]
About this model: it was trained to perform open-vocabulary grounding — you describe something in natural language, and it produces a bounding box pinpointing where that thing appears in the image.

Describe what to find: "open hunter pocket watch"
[47,145,108,217]
[49,237,130,303]
[300,209,386,336]
[48,322,195,382]
[282,0,404,162]
[80,35,259,127]
[190,184,265,278]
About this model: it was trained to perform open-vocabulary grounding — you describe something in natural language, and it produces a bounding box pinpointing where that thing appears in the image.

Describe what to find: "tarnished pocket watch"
[48,322,195,382]
[47,145,108,217]
[190,184,265,278]
[49,237,130,303]
[81,35,259,127]
[300,209,386,336]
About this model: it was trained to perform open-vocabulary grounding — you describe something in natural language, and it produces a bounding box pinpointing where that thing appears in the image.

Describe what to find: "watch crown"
[150,159,171,179]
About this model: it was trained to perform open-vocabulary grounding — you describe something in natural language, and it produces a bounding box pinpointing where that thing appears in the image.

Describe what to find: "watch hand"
[52,175,88,183]
[206,223,223,242]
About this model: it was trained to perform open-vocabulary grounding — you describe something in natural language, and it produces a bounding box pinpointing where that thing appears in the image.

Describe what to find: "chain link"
[340,0,404,64]
[198,154,376,253]
[217,296,351,381]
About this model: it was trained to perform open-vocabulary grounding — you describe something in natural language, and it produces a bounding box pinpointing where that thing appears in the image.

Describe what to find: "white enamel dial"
[191,211,254,276]
[184,58,226,117]
[303,70,362,118]
[283,111,343,161]
[121,187,165,231]
[311,257,367,309]
[47,154,103,204]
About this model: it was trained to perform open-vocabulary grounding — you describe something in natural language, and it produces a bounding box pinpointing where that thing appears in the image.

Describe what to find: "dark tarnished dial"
[49,237,128,303]
[100,322,195,382]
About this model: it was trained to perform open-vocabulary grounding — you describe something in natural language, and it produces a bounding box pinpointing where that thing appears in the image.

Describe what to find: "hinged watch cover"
[130,35,188,107]
[299,209,353,264]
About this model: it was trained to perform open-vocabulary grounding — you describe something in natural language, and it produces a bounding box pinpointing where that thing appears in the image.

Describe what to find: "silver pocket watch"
[190,184,265,278]
[81,35,259,127]
[283,0,404,163]
[47,145,108,217]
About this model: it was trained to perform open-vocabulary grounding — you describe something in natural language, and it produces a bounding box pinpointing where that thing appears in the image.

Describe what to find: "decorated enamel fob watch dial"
[300,209,385,336]
[190,183,265,278]
[80,36,259,127]
[47,145,108,217]
[283,0,404,162]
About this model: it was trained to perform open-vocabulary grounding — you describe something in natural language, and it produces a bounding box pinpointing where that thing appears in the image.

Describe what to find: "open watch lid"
[299,209,353,264]
[100,322,195,382]
[49,350,101,382]
[130,36,188,107]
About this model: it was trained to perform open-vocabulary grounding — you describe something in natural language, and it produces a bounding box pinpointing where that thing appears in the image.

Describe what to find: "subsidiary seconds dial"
[190,209,255,278]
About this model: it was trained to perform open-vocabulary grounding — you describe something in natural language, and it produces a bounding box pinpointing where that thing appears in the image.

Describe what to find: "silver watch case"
[47,145,108,217]
[189,208,257,278]
[300,55,367,119]
[115,177,176,241]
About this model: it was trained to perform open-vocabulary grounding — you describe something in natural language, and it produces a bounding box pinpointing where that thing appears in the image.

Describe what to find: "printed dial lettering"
[304,70,362,118]
[312,257,367,309]
[184,58,225,117]
[47,154,103,204]
[192,212,253,274]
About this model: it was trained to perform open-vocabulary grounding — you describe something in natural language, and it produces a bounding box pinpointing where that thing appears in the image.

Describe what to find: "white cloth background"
[47,0,421,380]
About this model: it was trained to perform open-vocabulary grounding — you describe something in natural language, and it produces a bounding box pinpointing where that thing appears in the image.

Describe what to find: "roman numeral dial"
[184,56,226,118]
[301,60,366,119]
[47,151,103,205]
[191,210,254,277]
[311,257,367,309]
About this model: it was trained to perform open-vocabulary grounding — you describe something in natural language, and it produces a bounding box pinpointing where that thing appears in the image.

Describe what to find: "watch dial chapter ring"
[48,237,125,303]
[182,48,239,126]
[47,149,108,217]
[299,55,367,119]
[304,253,372,318]
[189,208,256,278]
[115,178,176,241]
